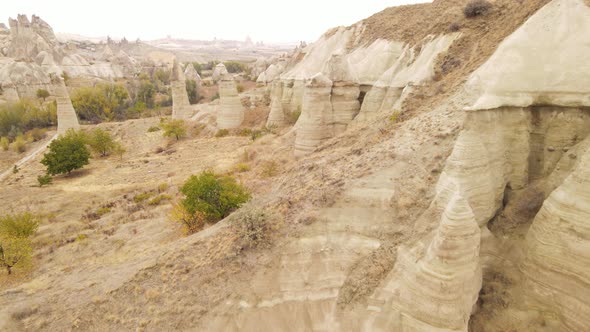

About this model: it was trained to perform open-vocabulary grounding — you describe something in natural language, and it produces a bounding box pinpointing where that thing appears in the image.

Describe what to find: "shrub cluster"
[172,171,250,233]
[464,0,492,18]
[0,100,56,142]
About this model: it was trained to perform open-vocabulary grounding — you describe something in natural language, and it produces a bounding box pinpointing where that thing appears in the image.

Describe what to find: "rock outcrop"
[266,80,285,127]
[8,14,58,60]
[216,73,243,129]
[184,64,201,85]
[325,54,360,134]
[212,63,229,83]
[390,194,482,331]
[171,60,193,120]
[522,147,590,332]
[55,79,80,134]
[294,73,333,156]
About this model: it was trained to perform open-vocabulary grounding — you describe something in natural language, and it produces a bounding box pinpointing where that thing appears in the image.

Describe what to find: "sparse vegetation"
[37,174,53,187]
[11,135,27,153]
[134,191,155,203]
[236,84,245,94]
[389,110,402,123]
[176,171,250,228]
[464,0,492,18]
[148,194,172,206]
[211,92,220,101]
[147,126,161,133]
[233,163,251,173]
[41,129,90,176]
[161,119,187,140]
[231,207,272,251]
[223,61,248,74]
[0,137,9,151]
[261,160,279,178]
[288,108,301,125]
[215,129,229,138]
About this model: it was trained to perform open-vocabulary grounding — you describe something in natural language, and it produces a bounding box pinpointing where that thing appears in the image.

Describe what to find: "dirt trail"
[0,134,56,182]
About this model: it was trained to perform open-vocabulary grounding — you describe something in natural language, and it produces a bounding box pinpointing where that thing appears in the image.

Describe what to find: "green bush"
[71,84,129,123]
[148,194,172,206]
[36,89,50,101]
[0,100,56,140]
[224,61,247,74]
[0,212,40,238]
[134,191,155,203]
[147,126,161,133]
[0,137,8,151]
[41,129,90,175]
[179,170,250,223]
[215,129,229,138]
[161,119,187,141]
[37,174,53,187]
[186,79,199,104]
[88,128,116,157]
[26,128,46,142]
[11,135,27,153]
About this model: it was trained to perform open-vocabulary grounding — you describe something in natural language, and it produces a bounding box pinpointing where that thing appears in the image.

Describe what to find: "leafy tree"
[154,69,171,85]
[0,236,32,275]
[161,119,187,141]
[137,81,156,108]
[224,61,247,73]
[179,170,250,224]
[186,80,199,104]
[36,89,50,101]
[71,84,129,123]
[0,212,39,275]
[0,100,56,139]
[0,212,39,238]
[113,142,126,160]
[88,128,115,157]
[41,129,90,175]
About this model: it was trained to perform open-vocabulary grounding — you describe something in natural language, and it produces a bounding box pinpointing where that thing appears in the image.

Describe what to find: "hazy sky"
[1,0,429,43]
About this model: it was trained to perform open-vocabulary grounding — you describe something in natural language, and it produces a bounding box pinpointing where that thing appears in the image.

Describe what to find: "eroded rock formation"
[294,73,333,156]
[391,194,482,331]
[212,63,229,83]
[8,14,58,60]
[522,147,590,331]
[266,80,285,127]
[55,79,80,134]
[216,72,243,129]
[171,60,193,120]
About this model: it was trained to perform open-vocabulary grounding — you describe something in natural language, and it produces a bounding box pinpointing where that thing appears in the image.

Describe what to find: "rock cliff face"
[216,69,244,129]
[8,14,58,60]
[522,146,590,332]
[367,195,481,332]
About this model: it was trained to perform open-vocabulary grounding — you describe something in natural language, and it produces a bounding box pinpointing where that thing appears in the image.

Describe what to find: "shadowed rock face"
[55,79,80,134]
[171,60,193,120]
[216,74,244,129]
[522,147,590,332]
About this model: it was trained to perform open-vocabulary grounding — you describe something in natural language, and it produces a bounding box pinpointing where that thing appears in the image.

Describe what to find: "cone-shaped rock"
[216,73,244,129]
[171,60,192,120]
[266,80,285,127]
[55,79,80,134]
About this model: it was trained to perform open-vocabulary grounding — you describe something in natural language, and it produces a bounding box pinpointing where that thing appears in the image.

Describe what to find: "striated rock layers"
[171,60,193,120]
[294,73,334,156]
[392,195,482,331]
[325,53,360,134]
[266,80,285,127]
[55,79,80,134]
[216,73,244,129]
[522,148,590,332]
